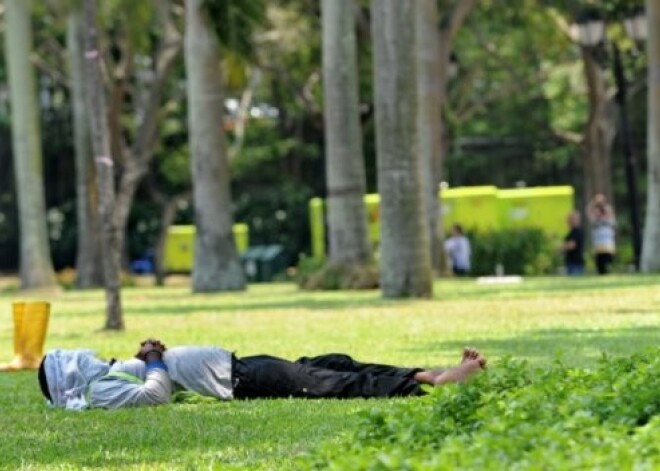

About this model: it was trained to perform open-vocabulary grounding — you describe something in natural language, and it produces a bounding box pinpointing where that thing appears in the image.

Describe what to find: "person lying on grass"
[38,339,487,410]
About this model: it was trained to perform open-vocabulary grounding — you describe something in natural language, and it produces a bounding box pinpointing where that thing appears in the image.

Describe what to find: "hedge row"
[303,349,660,470]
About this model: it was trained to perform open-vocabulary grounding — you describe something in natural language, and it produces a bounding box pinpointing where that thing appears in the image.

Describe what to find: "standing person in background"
[444,224,471,276]
[587,194,616,275]
[562,211,585,275]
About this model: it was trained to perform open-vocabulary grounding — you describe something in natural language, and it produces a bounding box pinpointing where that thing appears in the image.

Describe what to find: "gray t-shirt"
[88,346,233,409]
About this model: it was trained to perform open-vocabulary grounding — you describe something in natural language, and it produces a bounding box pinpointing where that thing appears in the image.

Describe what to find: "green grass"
[1,275,659,470]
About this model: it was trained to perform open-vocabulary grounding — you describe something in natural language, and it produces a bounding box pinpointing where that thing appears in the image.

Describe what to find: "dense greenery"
[468,228,561,276]
[305,350,660,469]
[1,276,660,469]
[0,0,651,271]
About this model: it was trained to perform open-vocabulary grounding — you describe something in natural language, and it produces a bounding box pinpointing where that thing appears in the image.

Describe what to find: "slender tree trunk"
[372,0,432,298]
[68,8,103,288]
[416,0,443,274]
[83,0,124,330]
[321,0,371,265]
[185,0,246,292]
[582,47,615,205]
[4,0,58,290]
[641,0,660,272]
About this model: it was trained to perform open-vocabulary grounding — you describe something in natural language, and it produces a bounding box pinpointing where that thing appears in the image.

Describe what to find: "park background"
[1,0,660,469]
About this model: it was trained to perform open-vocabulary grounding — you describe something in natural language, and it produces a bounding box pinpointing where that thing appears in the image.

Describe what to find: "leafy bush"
[303,349,660,470]
[468,228,560,276]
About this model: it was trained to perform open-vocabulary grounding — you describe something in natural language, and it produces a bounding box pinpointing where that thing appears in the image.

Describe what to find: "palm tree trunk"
[68,7,103,288]
[416,0,443,274]
[372,0,432,298]
[641,0,660,272]
[4,0,58,290]
[321,0,371,265]
[185,0,246,292]
[83,0,124,329]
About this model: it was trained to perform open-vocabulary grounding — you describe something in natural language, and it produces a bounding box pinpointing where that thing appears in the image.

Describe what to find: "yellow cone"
[0,301,50,371]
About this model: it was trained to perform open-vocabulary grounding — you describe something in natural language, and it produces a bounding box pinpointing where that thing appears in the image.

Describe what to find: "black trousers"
[232,353,424,399]
[595,253,614,274]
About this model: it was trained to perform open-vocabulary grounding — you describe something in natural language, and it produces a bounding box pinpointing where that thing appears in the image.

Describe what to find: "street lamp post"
[572,7,647,271]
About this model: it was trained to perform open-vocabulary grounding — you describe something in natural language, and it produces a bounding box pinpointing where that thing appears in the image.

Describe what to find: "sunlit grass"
[1,275,659,469]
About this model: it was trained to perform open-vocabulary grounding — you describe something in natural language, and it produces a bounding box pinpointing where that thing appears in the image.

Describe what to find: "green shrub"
[303,349,660,470]
[468,228,560,276]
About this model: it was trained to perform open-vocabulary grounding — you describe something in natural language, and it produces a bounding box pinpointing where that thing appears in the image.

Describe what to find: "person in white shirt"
[38,339,487,410]
[444,224,471,276]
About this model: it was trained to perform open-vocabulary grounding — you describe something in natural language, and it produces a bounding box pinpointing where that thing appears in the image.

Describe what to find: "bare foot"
[462,347,480,363]
[414,349,487,385]
[433,358,485,386]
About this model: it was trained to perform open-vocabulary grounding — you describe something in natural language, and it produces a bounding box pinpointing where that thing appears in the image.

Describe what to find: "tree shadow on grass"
[407,324,660,367]
[126,295,409,316]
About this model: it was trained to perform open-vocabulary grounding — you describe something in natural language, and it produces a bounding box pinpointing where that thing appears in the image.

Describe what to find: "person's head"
[567,211,581,228]
[38,349,110,410]
[452,224,464,236]
[593,193,607,205]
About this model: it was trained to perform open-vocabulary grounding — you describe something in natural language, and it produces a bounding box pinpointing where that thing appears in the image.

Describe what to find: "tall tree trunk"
[582,47,615,205]
[321,0,371,265]
[641,0,660,272]
[83,0,124,330]
[372,0,432,298]
[68,7,103,288]
[4,0,58,290]
[185,0,246,292]
[416,0,443,274]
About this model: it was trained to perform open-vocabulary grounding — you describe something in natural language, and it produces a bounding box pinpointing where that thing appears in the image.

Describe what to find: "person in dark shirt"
[563,210,585,275]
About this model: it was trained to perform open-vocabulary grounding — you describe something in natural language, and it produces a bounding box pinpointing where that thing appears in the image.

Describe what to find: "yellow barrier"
[310,185,574,260]
[163,224,249,272]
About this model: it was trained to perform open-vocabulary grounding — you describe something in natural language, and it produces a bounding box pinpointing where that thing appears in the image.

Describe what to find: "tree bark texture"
[416,0,443,274]
[185,0,246,292]
[321,0,371,265]
[4,0,58,290]
[372,0,433,298]
[68,8,104,288]
[83,0,124,329]
[582,47,615,206]
[641,0,660,272]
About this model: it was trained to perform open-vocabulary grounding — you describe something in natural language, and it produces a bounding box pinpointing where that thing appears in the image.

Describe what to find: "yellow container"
[440,186,499,232]
[497,186,574,236]
[163,224,249,273]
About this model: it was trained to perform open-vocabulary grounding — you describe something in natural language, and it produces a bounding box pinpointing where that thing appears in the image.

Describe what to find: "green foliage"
[468,228,560,276]
[203,0,266,59]
[304,349,660,470]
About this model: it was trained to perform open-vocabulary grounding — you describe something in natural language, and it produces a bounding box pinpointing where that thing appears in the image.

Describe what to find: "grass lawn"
[1,275,659,470]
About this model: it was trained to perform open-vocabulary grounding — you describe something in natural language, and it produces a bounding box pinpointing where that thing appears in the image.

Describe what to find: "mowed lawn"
[1,275,659,470]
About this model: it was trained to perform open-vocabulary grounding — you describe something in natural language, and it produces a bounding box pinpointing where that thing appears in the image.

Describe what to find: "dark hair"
[453,224,464,235]
[38,356,52,402]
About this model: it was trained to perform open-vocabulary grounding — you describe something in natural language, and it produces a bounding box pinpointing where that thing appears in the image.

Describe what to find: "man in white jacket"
[39,339,487,410]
